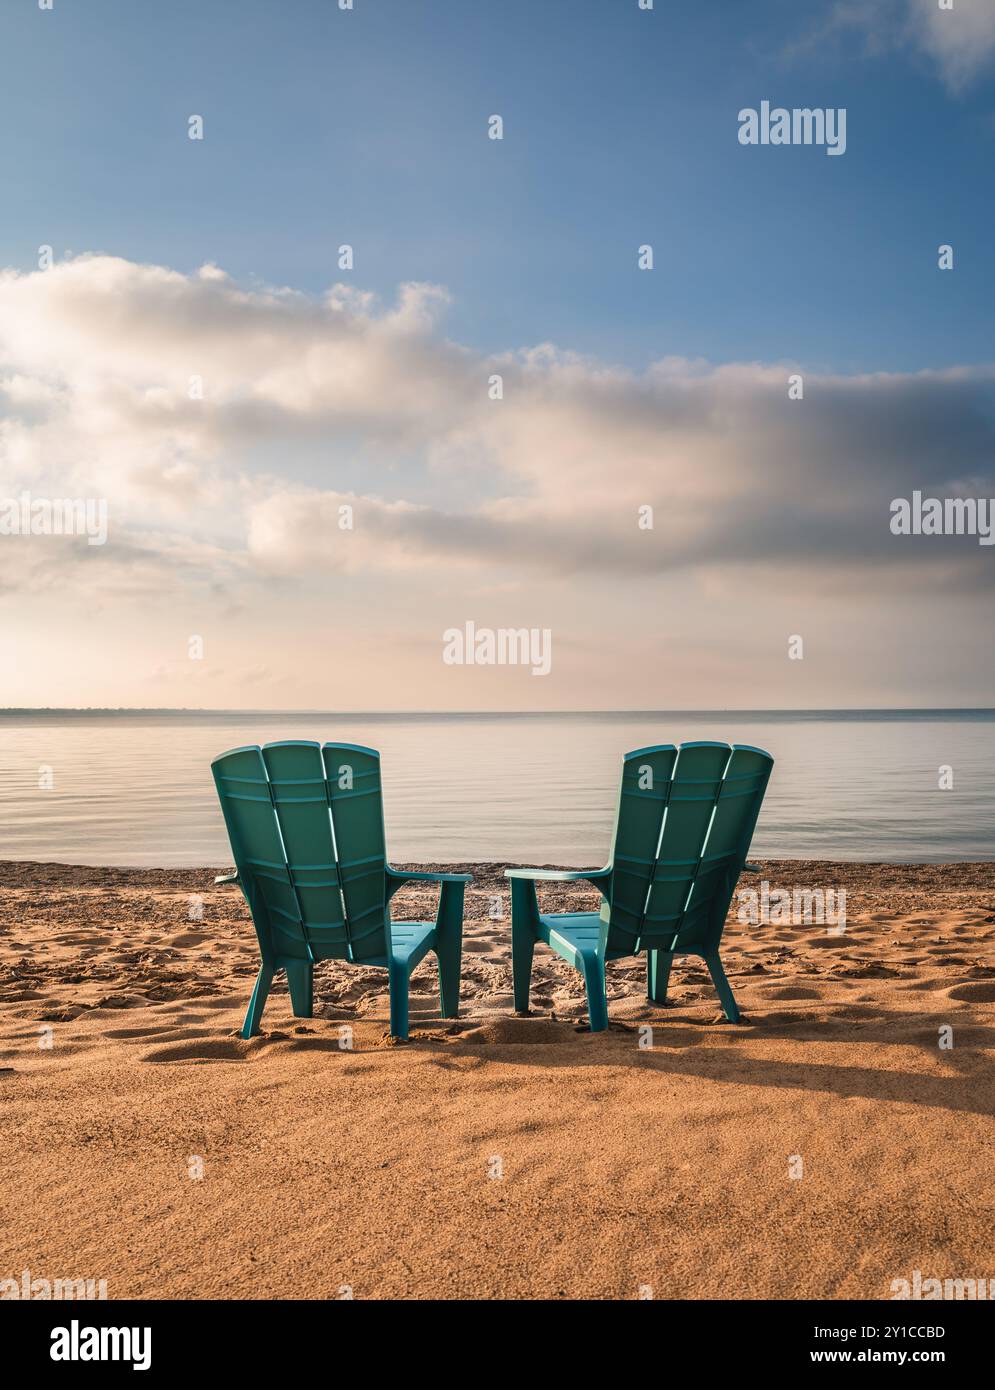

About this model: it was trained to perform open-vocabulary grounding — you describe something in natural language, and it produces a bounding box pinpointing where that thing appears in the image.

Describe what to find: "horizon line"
[3,706,995,717]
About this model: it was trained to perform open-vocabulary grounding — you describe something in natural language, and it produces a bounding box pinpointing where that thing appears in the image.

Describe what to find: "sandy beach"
[1,859,993,1301]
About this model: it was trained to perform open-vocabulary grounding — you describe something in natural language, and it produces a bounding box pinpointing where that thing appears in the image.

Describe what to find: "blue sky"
[2,0,993,374]
[1,0,995,710]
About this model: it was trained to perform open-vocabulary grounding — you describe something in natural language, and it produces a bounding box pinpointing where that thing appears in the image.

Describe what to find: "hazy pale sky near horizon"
[1,0,995,710]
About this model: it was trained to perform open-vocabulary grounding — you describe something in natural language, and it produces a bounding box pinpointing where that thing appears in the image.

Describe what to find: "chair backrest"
[211,740,390,964]
[602,741,773,957]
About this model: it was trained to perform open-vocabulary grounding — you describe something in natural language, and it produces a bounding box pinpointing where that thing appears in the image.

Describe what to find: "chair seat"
[539,912,659,963]
[538,912,604,966]
[389,920,436,969]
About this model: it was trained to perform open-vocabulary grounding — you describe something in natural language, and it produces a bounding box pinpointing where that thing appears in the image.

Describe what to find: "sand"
[1,859,993,1300]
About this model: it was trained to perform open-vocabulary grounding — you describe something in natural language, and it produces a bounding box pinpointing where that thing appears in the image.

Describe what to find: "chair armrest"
[505,867,612,900]
[505,867,610,883]
[387,867,473,884]
[383,867,469,922]
[214,870,239,885]
[386,866,473,903]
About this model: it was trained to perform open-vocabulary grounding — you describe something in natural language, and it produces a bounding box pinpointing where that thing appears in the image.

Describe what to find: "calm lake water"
[0,710,992,867]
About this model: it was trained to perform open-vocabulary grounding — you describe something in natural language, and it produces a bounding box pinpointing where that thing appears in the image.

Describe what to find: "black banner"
[5,1299,984,1376]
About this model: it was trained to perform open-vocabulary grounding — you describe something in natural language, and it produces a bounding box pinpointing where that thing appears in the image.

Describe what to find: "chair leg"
[580,952,609,1033]
[435,881,464,1019]
[705,953,740,1023]
[436,943,461,1019]
[647,950,674,1004]
[284,959,313,1018]
[510,879,537,1014]
[242,964,274,1038]
[387,958,410,1039]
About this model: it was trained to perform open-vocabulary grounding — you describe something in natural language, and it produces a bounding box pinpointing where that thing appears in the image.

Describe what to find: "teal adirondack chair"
[506,741,773,1031]
[212,741,470,1039]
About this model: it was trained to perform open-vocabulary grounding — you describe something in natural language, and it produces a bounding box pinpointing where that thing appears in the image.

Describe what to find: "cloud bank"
[2,255,995,614]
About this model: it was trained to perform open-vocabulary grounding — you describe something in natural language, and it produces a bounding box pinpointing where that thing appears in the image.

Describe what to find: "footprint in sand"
[458,1018,574,1045]
[141,1038,247,1064]
[945,982,995,1004]
[166,931,211,948]
[895,975,961,994]
[749,1010,799,1027]
[105,1025,209,1042]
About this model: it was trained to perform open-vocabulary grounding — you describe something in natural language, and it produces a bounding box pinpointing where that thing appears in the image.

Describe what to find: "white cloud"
[1,254,994,616]
[808,0,995,92]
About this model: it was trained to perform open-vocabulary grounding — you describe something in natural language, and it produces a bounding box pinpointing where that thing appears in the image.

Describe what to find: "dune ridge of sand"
[1,860,993,1300]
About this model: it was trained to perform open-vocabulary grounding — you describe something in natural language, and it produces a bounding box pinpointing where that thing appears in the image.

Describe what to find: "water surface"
[0,710,992,866]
